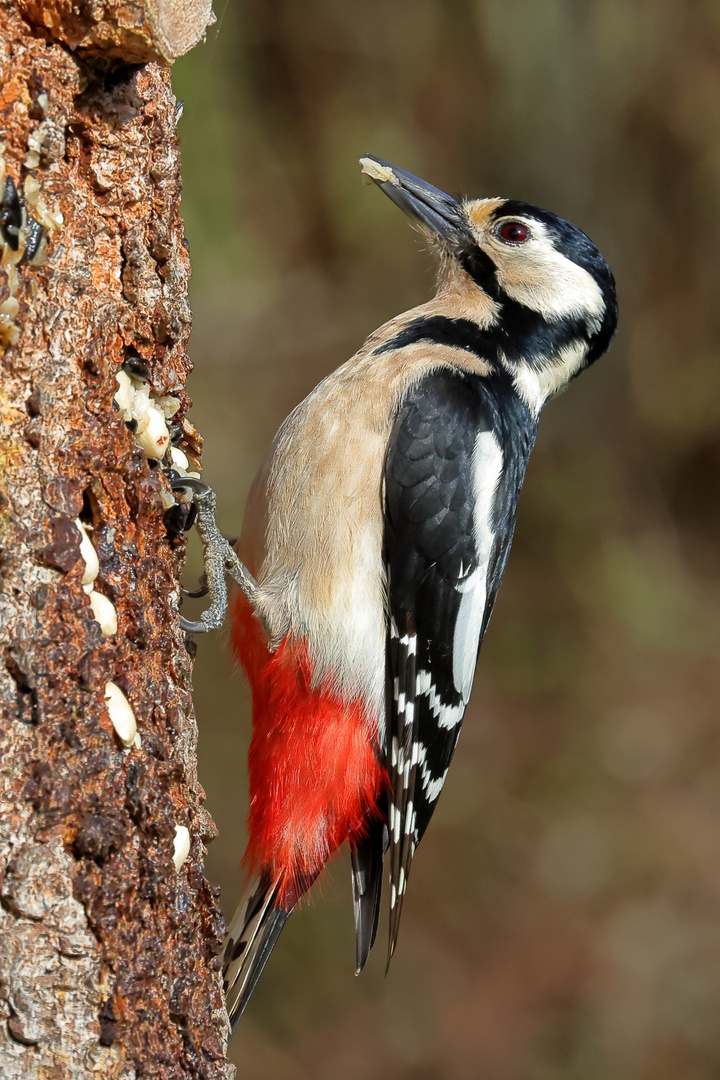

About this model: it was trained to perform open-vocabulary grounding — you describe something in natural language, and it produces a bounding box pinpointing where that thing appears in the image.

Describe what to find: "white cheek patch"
[488,222,605,326]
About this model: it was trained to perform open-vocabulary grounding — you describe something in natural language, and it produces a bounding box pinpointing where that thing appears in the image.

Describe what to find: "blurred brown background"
[173,2,720,1077]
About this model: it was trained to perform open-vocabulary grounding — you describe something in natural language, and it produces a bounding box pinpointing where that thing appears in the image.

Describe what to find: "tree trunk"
[0,2,233,1076]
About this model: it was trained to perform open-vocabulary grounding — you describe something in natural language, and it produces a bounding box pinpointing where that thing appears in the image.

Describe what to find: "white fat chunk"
[104,681,137,747]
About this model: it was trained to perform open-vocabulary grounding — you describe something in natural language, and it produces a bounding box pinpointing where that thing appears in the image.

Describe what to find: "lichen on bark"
[0,3,231,1077]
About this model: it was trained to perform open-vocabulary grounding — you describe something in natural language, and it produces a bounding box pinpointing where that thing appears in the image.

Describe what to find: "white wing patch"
[451,428,503,701]
[452,574,487,704]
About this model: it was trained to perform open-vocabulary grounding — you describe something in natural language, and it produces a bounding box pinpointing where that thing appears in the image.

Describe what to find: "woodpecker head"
[360,155,618,408]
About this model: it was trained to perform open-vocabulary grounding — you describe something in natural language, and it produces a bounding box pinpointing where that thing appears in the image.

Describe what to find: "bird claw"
[182,573,209,599]
[180,615,211,634]
[173,477,258,636]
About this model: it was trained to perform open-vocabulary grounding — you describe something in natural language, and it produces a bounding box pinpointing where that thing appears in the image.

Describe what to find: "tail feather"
[351,818,387,974]
[222,873,291,1028]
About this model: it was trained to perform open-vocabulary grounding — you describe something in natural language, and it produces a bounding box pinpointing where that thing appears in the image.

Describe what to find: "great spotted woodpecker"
[195,156,618,1026]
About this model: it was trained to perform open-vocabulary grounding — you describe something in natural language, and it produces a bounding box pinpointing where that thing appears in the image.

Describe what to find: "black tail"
[351,817,387,974]
[222,873,291,1029]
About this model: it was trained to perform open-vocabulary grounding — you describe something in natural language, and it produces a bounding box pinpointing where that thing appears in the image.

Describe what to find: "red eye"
[497,220,530,243]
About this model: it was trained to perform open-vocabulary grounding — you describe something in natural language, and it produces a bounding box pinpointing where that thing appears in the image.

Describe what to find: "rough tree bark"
[0,2,235,1077]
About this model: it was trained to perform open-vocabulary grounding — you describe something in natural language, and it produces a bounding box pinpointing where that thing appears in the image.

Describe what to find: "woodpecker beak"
[360,155,466,243]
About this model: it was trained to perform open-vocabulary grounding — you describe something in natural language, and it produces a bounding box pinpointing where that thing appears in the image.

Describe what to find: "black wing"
[381,366,535,960]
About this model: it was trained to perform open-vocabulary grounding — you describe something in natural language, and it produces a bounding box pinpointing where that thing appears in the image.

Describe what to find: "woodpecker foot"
[171,476,258,634]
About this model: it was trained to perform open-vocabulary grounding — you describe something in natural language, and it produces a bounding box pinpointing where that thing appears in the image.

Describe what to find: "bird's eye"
[497,220,530,244]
